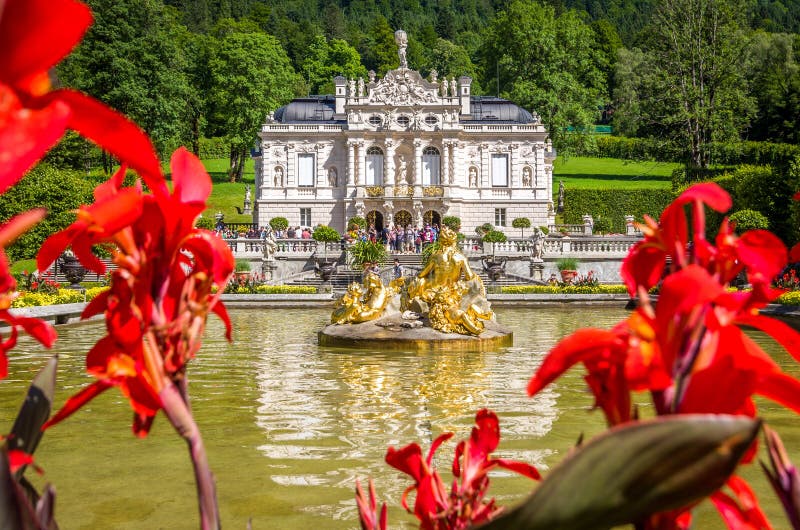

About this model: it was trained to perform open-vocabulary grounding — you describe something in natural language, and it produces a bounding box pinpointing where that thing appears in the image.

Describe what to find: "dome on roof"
[470,97,536,123]
[273,96,337,123]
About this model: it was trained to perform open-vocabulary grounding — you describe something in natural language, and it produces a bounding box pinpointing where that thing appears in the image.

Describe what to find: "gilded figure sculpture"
[331,271,401,324]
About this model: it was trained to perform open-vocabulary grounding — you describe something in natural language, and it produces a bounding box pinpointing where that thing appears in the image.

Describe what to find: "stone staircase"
[286,251,532,292]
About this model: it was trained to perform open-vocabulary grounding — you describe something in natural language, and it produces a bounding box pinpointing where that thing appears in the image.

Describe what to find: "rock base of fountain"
[318,314,513,351]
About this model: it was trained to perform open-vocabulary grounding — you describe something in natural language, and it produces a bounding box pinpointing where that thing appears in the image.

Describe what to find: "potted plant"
[512,217,531,238]
[312,225,342,281]
[234,259,251,280]
[481,229,508,282]
[347,239,388,272]
[556,257,579,284]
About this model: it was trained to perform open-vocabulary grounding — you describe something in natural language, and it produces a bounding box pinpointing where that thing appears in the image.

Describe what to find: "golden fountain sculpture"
[330,226,494,336]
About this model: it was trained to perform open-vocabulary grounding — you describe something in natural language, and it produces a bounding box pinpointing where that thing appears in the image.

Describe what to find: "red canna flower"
[0,0,161,191]
[369,409,539,530]
[0,210,56,378]
[355,479,387,530]
[528,184,800,529]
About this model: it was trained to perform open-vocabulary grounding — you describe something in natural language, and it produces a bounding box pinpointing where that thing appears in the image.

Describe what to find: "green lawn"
[553,156,679,189]
[199,158,256,224]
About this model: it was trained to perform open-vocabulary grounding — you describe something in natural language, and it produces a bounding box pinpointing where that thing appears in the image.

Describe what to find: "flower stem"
[160,382,220,530]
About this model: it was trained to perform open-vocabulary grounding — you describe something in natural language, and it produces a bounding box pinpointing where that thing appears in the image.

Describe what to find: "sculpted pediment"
[367,68,438,106]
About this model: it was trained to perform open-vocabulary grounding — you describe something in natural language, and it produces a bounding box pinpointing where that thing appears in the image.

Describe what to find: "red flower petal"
[0,85,70,192]
[38,89,165,191]
[43,379,114,430]
[386,443,426,482]
[621,243,665,294]
[170,147,211,206]
[656,265,724,318]
[0,0,92,88]
[491,458,541,480]
[676,182,732,213]
[737,230,787,284]
[528,328,625,396]
[0,208,45,247]
[36,225,79,272]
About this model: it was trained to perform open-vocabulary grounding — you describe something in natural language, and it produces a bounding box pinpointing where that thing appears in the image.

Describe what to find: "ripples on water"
[0,307,797,529]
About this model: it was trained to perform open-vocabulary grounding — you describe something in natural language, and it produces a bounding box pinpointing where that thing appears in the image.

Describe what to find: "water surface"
[0,307,796,529]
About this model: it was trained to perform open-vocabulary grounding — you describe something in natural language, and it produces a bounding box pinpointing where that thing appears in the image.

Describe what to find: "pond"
[1,306,798,529]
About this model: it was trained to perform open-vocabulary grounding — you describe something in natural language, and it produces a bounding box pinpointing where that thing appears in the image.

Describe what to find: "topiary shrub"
[196,216,215,230]
[512,217,531,237]
[269,217,289,232]
[442,216,461,231]
[728,209,769,234]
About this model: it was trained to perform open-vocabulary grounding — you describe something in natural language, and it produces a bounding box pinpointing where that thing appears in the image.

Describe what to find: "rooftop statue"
[395,29,408,69]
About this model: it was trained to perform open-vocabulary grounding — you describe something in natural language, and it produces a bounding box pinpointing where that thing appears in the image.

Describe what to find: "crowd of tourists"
[346,223,440,254]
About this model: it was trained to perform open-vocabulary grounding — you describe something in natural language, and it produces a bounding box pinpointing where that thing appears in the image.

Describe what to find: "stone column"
[384,139,395,187]
[441,141,450,186]
[347,141,356,186]
[357,141,366,186]
[413,139,423,188]
[480,143,489,189]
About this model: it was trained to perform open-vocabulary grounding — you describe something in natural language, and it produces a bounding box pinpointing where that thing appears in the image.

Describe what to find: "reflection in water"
[0,306,796,529]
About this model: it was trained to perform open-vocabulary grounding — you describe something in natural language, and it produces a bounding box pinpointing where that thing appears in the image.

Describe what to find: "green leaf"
[7,356,58,479]
[480,415,761,530]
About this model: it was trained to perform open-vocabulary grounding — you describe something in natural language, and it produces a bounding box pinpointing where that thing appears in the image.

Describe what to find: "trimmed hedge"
[253,285,317,294]
[198,137,229,159]
[501,285,628,294]
[577,136,800,166]
[562,188,674,233]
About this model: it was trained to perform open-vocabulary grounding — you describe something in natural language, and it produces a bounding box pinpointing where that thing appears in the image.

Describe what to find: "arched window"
[366,146,384,185]
[422,146,440,185]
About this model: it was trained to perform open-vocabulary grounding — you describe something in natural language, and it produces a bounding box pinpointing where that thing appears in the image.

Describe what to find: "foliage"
[234,259,251,272]
[476,222,494,236]
[253,284,316,294]
[206,23,300,181]
[511,217,531,237]
[562,188,675,234]
[347,240,388,270]
[729,209,770,234]
[555,257,579,271]
[269,216,289,231]
[613,0,753,171]
[777,290,800,305]
[198,137,229,159]
[482,0,606,152]
[347,216,367,230]
[57,0,194,159]
[311,225,341,242]
[592,216,613,234]
[0,164,95,261]
[11,287,108,308]
[775,266,800,290]
[501,284,627,294]
[196,215,215,230]
[301,35,368,94]
[481,230,507,244]
[442,216,461,231]
[538,226,549,235]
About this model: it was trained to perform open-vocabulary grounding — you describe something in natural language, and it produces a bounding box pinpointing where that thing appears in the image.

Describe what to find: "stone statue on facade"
[469,166,478,188]
[357,77,365,98]
[348,78,356,96]
[395,29,408,69]
[430,69,438,83]
[522,166,532,187]
[328,166,338,187]
[557,180,565,212]
[530,226,545,261]
[274,166,284,187]
[450,78,457,96]
[396,158,408,184]
[441,79,448,97]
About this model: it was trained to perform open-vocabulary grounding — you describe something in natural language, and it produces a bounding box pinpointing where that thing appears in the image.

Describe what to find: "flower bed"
[11,287,108,308]
[500,284,628,294]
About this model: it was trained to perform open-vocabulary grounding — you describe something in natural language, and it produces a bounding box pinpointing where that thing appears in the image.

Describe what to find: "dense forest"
[52,0,800,180]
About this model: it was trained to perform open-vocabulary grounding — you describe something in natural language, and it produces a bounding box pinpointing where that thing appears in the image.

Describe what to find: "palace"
[253,30,555,235]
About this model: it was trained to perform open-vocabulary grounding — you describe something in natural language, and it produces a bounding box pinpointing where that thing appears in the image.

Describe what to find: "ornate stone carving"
[365,186,383,197]
[423,186,443,197]
[395,30,408,69]
[368,69,438,106]
[393,185,414,197]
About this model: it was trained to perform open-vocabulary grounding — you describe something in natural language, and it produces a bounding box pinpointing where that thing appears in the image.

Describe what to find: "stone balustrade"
[223,237,348,258]
[458,235,640,259]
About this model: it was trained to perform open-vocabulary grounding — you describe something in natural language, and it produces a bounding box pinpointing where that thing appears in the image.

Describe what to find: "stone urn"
[60,254,86,289]
[317,261,336,281]
[481,256,507,282]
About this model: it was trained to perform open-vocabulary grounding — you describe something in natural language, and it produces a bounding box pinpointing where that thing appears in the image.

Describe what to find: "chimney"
[459,76,472,117]
[334,76,347,118]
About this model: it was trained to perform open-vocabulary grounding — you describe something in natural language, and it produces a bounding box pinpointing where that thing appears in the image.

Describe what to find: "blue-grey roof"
[271,95,535,124]
[468,96,536,123]
[273,96,338,123]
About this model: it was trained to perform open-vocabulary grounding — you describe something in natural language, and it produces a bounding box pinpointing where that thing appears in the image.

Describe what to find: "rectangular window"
[422,154,440,185]
[495,208,506,227]
[300,208,311,227]
[298,153,315,187]
[491,154,508,187]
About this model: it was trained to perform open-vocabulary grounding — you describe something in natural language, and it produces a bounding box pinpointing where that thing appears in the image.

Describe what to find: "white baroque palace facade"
[253,33,555,235]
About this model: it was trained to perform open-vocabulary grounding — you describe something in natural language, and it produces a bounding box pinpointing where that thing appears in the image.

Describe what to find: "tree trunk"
[228,145,238,182]
[191,115,201,157]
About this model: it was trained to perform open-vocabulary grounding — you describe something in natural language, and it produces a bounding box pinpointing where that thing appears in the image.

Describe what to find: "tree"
[302,35,368,94]
[57,0,194,164]
[613,0,755,174]
[512,217,531,238]
[426,39,482,93]
[482,0,606,151]
[207,23,300,181]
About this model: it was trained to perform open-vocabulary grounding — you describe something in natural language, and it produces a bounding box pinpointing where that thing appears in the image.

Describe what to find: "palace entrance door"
[423,210,441,227]
[366,210,384,232]
[395,210,412,228]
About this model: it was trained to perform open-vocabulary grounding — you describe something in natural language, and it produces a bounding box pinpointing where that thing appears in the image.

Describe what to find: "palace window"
[422,146,440,185]
[424,115,438,125]
[397,115,410,127]
[495,208,507,227]
[366,146,384,185]
[368,115,382,126]
[297,153,315,187]
[300,208,311,227]
[491,153,508,187]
